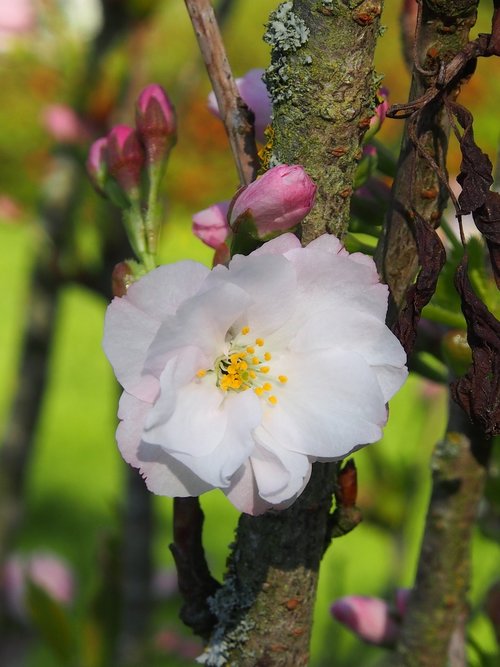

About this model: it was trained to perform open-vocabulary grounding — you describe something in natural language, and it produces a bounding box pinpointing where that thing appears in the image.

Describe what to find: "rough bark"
[200,2,383,664]
[266,0,384,243]
[393,397,490,667]
[376,0,479,319]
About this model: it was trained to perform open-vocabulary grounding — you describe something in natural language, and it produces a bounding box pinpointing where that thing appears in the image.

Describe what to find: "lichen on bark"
[266,0,384,243]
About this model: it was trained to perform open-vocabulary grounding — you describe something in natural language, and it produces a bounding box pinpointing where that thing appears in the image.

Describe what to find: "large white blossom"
[103,234,407,515]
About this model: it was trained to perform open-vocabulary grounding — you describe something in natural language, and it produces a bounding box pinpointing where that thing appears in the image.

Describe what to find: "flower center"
[196,326,287,405]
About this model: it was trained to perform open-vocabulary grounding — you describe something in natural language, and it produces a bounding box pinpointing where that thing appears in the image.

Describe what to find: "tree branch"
[393,396,491,667]
[184,0,258,186]
[375,0,479,319]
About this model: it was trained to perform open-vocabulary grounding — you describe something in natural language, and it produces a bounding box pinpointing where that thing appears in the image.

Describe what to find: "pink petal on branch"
[229,164,316,238]
[192,200,230,249]
[208,68,272,143]
[330,595,400,646]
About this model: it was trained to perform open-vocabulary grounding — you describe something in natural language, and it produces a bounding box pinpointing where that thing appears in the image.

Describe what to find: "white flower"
[103,234,407,515]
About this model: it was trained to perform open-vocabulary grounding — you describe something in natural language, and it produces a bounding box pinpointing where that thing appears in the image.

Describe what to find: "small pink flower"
[208,68,272,143]
[136,84,177,163]
[106,125,145,193]
[330,595,400,646]
[2,552,75,621]
[42,104,89,144]
[229,165,316,239]
[192,200,230,249]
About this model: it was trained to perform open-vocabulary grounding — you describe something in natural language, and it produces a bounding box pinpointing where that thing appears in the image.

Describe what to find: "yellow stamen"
[252,357,260,365]
[241,326,250,335]
[264,352,272,361]
[260,366,270,374]
[254,387,264,397]
[246,346,255,354]
[278,375,288,383]
[255,338,264,347]
[268,395,278,405]
[249,370,256,379]
[263,382,272,391]
[196,369,207,378]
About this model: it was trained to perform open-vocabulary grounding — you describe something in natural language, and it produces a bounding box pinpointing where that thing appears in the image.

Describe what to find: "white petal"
[251,429,311,504]
[264,349,388,459]
[144,282,251,378]
[250,232,301,256]
[116,391,211,496]
[103,298,161,401]
[223,462,272,515]
[126,261,209,320]
[103,261,209,401]
[208,253,297,337]
[306,234,344,255]
[291,306,407,371]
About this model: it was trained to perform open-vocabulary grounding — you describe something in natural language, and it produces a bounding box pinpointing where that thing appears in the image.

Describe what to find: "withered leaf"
[473,190,500,288]
[450,256,500,437]
[393,214,446,355]
[450,103,493,214]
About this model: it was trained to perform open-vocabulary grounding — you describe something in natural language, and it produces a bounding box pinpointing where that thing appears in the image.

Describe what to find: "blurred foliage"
[0,1,499,666]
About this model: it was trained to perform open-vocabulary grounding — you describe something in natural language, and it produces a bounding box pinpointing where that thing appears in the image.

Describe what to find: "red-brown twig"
[184,0,258,186]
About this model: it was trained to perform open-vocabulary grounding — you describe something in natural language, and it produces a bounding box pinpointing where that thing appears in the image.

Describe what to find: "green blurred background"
[1,1,499,665]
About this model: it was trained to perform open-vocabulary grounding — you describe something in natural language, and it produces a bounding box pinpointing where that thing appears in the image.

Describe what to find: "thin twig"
[184,0,258,186]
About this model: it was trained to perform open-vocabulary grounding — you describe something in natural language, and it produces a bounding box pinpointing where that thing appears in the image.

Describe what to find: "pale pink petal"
[331,596,399,646]
[117,391,211,496]
[251,232,301,257]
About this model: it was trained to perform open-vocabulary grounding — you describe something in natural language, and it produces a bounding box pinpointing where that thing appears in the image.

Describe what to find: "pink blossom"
[229,165,316,239]
[208,68,272,144]
[42,104,89,144]
[0,0,35,51]
[106,125,145,193]
[331,595,400,646]
[103,233,407,515]
[136,84,177,163]
[2,552,75,621]
[192,200,230,249]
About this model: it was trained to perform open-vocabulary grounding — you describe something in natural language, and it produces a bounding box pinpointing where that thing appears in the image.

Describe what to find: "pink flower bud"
[229,165,316,239]
[330,596,400,647]
[106,125,145,193]
[136,84,177,164]
[369,87,389,131]
[2,552,75,622]
[42,104,88,144]
[192,200,230,249]
[208,68,272,144]
[86,137,109,193]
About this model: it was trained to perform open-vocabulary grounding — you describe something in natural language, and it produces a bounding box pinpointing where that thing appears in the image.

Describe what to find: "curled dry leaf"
[450,256,500,438]
[393,215,446,355]
[447,102,500,285]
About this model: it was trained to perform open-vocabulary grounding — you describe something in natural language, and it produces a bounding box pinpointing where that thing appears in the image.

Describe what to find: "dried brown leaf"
[393,215,446,355]
[451,256,500,437]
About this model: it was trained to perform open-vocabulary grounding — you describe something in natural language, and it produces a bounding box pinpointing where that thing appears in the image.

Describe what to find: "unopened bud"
[192,201,230,249]
[86,137,109,194]
[106,125,145,194]
[330,596,400,647]
[229,164,316,240]
[136,84,177,164]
